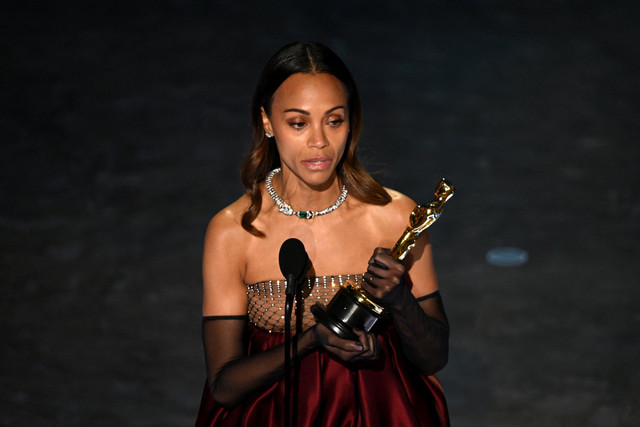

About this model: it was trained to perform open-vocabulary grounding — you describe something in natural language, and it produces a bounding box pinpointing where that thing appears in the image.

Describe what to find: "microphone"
[278,238,309,427]
[278,238,310,296]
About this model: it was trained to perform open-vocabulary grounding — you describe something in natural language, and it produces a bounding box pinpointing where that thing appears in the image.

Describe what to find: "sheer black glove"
[202,316,315,408]
[361,248,406,301]
[360,248,449,375]
[202,316,380,408]
[384,285,449,375]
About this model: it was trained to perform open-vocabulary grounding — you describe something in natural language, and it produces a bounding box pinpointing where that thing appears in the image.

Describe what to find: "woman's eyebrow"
[283,106,346,115]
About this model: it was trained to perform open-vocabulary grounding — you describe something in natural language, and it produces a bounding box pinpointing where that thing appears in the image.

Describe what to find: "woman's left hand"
[360,247,405,303]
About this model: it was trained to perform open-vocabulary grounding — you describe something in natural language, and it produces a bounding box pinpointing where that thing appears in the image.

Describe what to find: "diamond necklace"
[265,168,348,219]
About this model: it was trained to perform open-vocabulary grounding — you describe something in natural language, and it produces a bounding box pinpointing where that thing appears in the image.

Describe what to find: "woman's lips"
[302,157,332,170]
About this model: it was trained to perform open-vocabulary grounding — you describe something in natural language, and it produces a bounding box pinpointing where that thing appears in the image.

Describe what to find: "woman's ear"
[260,107,273,136]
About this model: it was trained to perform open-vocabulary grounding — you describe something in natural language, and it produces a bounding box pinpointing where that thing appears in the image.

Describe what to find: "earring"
[265,131,273,138]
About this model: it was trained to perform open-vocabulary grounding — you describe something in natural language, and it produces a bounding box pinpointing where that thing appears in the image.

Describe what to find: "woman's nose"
[307,124,328,148]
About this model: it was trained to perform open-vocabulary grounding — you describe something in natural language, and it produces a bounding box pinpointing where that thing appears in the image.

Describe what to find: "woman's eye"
[327,118,344,127]
[289,121,306,129]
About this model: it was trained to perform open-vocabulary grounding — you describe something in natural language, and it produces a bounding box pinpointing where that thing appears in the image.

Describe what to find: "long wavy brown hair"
[240,42,391,236]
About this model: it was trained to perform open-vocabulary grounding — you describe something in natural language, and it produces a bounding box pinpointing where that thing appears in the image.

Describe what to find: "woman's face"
[262,72,350,189]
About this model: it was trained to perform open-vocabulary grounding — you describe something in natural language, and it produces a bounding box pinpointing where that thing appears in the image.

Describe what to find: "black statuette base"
[310,303,358,340]
[311,286,388,340]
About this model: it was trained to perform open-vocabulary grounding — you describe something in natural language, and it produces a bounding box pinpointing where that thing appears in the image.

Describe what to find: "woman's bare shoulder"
[379,187,418,220]
[205,194,252,249]
[351,188,417,246]
[202,194,252,315]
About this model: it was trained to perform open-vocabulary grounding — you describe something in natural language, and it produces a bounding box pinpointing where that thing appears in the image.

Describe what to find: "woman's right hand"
[311,323,380,362]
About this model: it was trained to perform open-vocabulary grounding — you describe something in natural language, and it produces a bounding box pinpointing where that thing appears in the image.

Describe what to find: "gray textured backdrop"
[2,1,639,425]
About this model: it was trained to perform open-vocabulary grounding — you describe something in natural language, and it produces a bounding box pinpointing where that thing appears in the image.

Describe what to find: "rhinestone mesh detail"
[247,274,364,333]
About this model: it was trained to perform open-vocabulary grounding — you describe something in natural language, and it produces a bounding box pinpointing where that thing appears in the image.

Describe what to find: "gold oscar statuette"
[311,178,455,340]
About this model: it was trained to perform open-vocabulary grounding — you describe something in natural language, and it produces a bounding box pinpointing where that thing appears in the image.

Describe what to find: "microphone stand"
[279,237,308,427]
[284,273,295,427]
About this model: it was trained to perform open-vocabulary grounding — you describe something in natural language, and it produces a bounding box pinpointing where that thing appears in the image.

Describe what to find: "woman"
[196,42,450,427]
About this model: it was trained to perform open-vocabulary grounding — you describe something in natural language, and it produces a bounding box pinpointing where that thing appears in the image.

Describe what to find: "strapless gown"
[195,275,449,426]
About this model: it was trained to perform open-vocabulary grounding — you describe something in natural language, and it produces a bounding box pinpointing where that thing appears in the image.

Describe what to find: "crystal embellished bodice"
[246,274,364,333]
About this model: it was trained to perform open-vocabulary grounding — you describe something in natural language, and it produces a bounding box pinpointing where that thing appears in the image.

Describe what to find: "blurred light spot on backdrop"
[485,247,529,267]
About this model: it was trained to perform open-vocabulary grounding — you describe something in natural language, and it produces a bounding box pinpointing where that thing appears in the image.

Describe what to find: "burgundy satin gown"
[195,322,449,426]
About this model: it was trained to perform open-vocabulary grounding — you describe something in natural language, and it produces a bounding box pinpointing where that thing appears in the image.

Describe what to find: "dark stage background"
[2,1,639,425]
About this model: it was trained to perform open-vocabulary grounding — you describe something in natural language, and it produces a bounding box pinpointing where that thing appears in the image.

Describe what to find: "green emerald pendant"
[295,211,314,219]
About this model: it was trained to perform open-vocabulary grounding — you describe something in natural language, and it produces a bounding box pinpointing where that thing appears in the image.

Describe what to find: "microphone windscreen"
[279,238,309,281]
